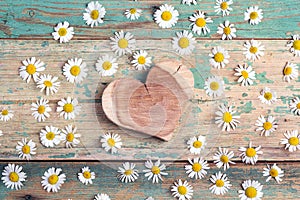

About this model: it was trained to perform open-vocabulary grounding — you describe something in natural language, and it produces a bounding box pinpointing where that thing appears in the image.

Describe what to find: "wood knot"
[28,10,35,17]
[24,195,32,200]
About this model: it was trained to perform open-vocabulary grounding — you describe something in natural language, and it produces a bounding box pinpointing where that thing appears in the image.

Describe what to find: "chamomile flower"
[185,157,210,179]
[281,130,300,152]
[0,130,2,136]
[63,58,88,84]
[189,11,213,36]
[57,97,81,120]
[238,180,263,200]
[61,124,81,148]
[213,147,235,171]
[110,30,136,56]
[283,62,298,82]
[255,115,278,136]
[16,138,37,160]
[39,125,61,148]
[100,132,122,154]
[0,107,14,122]
[31,98,52,122]
[94,194,111,200]
[204,76,225,97]
[41,167,66,192]
[95,54,118,76]
[146,197,154,200]
[258,87,277,105]
[209,46,230,69]
[117,162,139,183]
[1,164,27,190]
[131,50,152,70]
[36,74,60,95]
[243,39,265,61]
[52,21,74,43]
[124,8,142,20]
[182,0,197,6]
[172,30,196,55]
[244,6,263,25]
[289,97,300,115]
[19,57,45,83]
[217,20,236,40]
[287,34,300,57]
[171,179,193,200]
[263,163,284,183]
[214,0,233,16]
[187,135,206,154]
[234,64,256,86]
[143,160,168,183]
[209,172,232,195]
[153,4,179,29]
[239,142,263,165]
[83,1,106,27]
[78,166,95,185]
[215,104,240,131]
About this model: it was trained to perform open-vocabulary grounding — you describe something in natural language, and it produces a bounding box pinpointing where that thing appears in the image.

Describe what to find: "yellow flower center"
[192,163,202,172]
[270,168,279,177]
[38,105,45,114]
[124,169,132,176]
[297,103,300,109]
[58,28,67,37]
[284,67,292,75]
[151,166,161,175]
[26,64,36,75]
[63,103,74,113]
[107,138,115,147]
[210,81,220,91]
[263,121,272,130]
[118,38,128,49]
[214,52,224,63]
[178,37,190,49]
[289,137,299,146]
[241,70,249,79]
[48,174,59,185]
[44,80,53,87]
[223,27,231,35]
[1,109,8,116]
[250,11,258,20]
[178,186,187,195]
[193,140,202,148]
[223,112,232,123]
[22,144,31,154]
[246,147,256,157]
[293,40,300,50]
[9,172,19,182]
[161,11,172,21]
[102,61,112,71]
[220,155,229,163]
[137,56,146,64]
[220,2,228,10]
[216,179,225,187]
[249,46,258,54]
[195,18,206,27]
[90,10,99,20]
[66,133,74,142]
[46,132,55,140]
[129,8,136,14]
[70,65,81,76]
[83,171,91,179]
[264,92,273,100]
[245,186,257,198]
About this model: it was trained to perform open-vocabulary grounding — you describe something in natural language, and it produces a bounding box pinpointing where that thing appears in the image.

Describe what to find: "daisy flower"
[60,124,81,148]
[185,157,210,179]
[153,4,179,29]
[124,8,142,20]
[182,0,197,6]
[1,164,27,190]
[289,97,300,115]
[234,64,256,86]
[41,167,66,193]
[187,135,206,154]
[131,50,152,70]
[281,130,300,152]
[95,54,118,76]
[283,62,298,82]
[117,162,139,183]
[52,21,74,43]
[239,142,263,165]
[238,180,263,200]
[209,172,232,195]
[204,76,225,97]
[214,0,233,16]
[189,11,213,36]
[100,132,122,154]
[258,87,277,105]
[143,159,168,183]
[243,39,265,61]
[0,130,2,136]
[255,115,278,136]
[83,1,106,27]
[171,179,193,200]
[94,194,111,200]
[39,125,61,148]
[244,6,263,25]
[57,97,81,120]
[263,163,284,183]
[215,104,240,131]
[209,46,230,69]
[16,138,37,160]
[63,58,88,84]
[36,74,60,95]
[110,30,136,56]
[213,147,235,171]
[78,166,95,185]
[19,57,45,83]
[172,30,196,55]
[146,197,154,200]
[217,20,236,40]
[31,98,52,122]
[287,34,300,57]
[0,107,14,122]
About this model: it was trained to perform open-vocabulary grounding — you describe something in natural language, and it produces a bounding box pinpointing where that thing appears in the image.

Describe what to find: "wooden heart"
[102,61,194,141]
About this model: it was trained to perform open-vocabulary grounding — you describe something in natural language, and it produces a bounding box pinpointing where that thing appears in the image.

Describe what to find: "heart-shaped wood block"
[102,61,194,141]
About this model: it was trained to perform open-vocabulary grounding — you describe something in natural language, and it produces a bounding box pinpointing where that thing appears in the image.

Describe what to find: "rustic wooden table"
[0,0,299,199]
